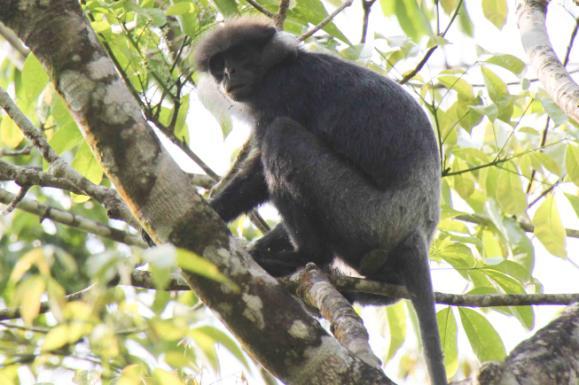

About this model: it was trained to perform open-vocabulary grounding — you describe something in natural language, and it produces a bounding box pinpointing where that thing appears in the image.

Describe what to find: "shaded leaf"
[459,308,506,361]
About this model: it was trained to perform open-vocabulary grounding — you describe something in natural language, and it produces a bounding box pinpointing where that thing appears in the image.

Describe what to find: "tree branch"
[0,87,137,225]
[399,0,464,84]
[245,0,275,18]
[516,0,579,123]
[274,0,291,29]
[456,213,579,239]
[299,0,354,41]
[0,187,147,247]
[296,264,383,369]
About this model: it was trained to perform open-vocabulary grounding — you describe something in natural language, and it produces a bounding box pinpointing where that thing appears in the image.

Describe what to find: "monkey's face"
[209,44,266,102]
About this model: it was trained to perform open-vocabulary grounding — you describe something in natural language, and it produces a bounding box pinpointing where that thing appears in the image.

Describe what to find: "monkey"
[194,18,446,385]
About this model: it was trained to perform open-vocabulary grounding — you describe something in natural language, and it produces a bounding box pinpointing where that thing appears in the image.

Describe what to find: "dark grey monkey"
[195,18,445,385]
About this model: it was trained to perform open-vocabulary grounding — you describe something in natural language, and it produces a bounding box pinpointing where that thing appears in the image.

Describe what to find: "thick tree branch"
[0,2,390,383]
[516,0,579,123]
[476,303,579,385]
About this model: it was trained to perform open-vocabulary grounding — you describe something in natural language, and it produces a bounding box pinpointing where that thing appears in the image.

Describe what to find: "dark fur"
[195,19,445,385]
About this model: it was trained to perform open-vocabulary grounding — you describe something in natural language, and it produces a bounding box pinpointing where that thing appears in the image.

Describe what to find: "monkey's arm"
[210,137,269,222]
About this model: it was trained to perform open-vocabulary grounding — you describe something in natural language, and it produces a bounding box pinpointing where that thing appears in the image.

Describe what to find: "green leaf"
[458,2,473,37]
[189,328,219,371]
[459,308,506,361]
[0,115,23,148]
[72,141,104,185]
[485,54,525,75]
[194,326,249,369]
[295,0,350,44]
[379,0,395,16]
[176,248,238,291]
[49,95,83,154]
[437,75,475,101]
[481,66,512,122]
[564,193,579,218]
[565,144,579,186]
[440,0,459,15]
[384,302,406,361]
[143,245,178,289]
[482,0,508,29]
[437,308,458,377]
[394,0,433,42]
[166,2,195,15]
[22,54,49,102]
[174,94,190,142]
[532,195,567,257]
[42,324,70,352]
[495,169,527,215]
[213,0,239,16]
[152,369,185,385]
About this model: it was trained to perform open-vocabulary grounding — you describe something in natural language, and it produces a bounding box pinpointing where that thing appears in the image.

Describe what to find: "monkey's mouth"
[225,83,251,99]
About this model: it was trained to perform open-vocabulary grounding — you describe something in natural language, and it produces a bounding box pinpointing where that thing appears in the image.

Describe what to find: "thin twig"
[0,146,31,156]
[245,0,275,18]
[455,213,579,239]
[299,0,354,41]
[528,178,563,209]
[442,140,565,177]
[1,184,30,215]
[360,0,376,44]
[399,0,463,84]
[0,188,147,247]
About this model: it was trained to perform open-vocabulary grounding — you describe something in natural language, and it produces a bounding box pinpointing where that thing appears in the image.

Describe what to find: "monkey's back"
[254,50,440,191]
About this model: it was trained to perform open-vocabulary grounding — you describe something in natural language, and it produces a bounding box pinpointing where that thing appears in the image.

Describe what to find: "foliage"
[0,0,577,383]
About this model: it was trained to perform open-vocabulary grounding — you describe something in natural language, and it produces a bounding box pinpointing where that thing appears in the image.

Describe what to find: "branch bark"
[516,0,579,123]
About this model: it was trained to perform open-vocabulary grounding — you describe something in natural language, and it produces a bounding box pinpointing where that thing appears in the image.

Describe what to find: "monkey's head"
[194,18,299,101]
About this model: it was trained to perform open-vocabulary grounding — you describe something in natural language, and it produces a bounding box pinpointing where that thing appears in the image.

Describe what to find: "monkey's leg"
[258,119,337,275]
[248,222,293,265]
[376,232,447,385]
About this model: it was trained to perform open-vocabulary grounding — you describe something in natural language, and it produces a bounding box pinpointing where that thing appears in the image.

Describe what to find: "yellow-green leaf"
[495,170,527,215]
[482,0,508,29]
[437,308,458,378]
[385,302,407,361]
[22,54,49,102]
[117,364,147,385]
[153,369,185,385]
[0,115,23,148]
[565,144,579,186]
[72,141,103,185]
[532,195,567,257]
[42,324,70,352]
[176,248,238,291]
[485,54,525,75]
[16,275,45,324]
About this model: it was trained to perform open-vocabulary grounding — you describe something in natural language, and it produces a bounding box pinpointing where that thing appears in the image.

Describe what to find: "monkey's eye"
[209,54,225,79]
